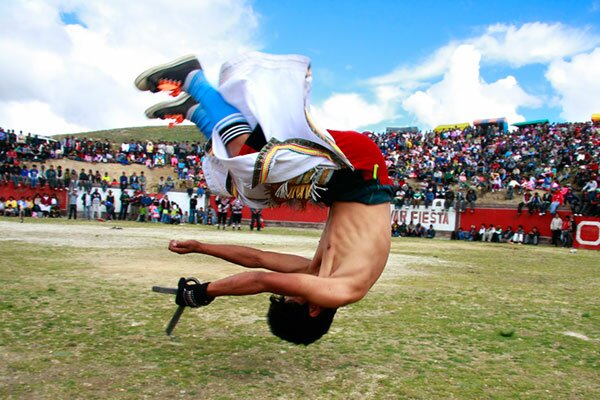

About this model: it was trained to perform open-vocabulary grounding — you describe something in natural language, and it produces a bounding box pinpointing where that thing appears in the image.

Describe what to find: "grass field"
[1,218,598,399]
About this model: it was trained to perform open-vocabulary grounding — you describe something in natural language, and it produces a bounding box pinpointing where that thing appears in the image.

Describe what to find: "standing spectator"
[129,191,142,221]
[562,215,576,248]
[250,208,262,231]
[67,188,78,219]
[550,214,563,246]
[91,189,102,219]
[139,171,147,192]
[105,190,116,221]
[443,188,455,210]
[216,196,230,230]
[119,191,131,220]
[231,197,243,230]
[466,189,477,213]
[188,195,198,224]
[81,190,92,220]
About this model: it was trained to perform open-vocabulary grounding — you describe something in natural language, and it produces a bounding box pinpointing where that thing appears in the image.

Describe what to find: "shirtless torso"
[168,200,391,313]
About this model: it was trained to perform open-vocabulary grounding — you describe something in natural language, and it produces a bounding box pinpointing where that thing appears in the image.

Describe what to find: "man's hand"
[169,239,200,254]
[176,277,214,307]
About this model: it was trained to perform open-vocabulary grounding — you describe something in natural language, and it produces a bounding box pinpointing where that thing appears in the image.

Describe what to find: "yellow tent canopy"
[433,122,471,133]
[592,114,600,122]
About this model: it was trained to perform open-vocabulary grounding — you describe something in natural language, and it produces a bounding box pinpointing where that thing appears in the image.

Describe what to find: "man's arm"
[169,240,311,273]
[206,271,362,308]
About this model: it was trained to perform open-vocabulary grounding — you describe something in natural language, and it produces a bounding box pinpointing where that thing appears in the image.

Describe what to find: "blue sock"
[188,105,216,140]
[185,70,251,146]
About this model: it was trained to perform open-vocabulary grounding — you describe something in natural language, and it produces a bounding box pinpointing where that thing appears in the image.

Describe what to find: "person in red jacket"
[550,188,564,215]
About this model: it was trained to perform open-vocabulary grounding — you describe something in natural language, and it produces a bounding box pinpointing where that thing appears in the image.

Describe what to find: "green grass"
[1,220,599,399]
[54,125,206,144]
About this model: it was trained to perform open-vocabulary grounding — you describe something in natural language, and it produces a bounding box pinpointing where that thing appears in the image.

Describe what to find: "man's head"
[267,296,337,345]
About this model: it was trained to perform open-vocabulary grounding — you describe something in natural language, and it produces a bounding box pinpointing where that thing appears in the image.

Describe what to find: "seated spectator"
[511,225,525,244]
[484,224,496,242]
[491,225,502,243]
[517,190,532,215]
[406,220,417,237]
[425,224,436,239]
[525,226,540,245]
[391,219,401,237]
[539,190,552,216]
[476,224,486,241]
[528,192,541,215]
[501,226,515,243]
[4,196,17,216]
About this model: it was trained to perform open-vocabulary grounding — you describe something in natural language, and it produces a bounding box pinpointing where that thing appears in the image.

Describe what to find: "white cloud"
[347,22,599,130]
[545,47,600,121]
[401,45,541,129]
[474,22,598,67]
[311,93,389,131]
[0,0,261,135]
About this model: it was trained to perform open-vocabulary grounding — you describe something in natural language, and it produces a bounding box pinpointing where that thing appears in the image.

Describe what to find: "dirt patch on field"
[1,220,431,288]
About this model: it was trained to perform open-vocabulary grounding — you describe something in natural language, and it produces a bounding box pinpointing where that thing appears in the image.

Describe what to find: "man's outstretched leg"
[135,56,254,156]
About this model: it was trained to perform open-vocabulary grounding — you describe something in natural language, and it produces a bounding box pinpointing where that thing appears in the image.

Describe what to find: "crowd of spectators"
[370,121,599,217]
[0,127,209,194]
[2,119,599,227]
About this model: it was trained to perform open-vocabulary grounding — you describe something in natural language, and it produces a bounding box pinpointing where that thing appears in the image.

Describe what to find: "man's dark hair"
[267,296,337,345]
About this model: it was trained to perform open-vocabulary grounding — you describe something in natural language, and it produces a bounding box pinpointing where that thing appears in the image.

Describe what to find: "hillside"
[54,124,206,145]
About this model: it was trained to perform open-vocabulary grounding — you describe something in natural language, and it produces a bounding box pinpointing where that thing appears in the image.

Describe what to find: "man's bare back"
[168,201,391,310]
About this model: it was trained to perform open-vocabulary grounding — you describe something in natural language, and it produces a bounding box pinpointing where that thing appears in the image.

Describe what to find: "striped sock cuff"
[215,113,252,146]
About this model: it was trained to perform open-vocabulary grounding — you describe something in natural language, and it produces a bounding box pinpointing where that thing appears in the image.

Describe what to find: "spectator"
[230,197,243,230]
[425,224,436,239]
[216,196,230,230]
[466,189,477,213]
[517,190,532,215]
[562,215,576,248]
[68,188,78,219]
[483,224,496,242]
[511,225,525,244]
[550,214,563,246]
[91,190,102,218]
[525,226,540,245]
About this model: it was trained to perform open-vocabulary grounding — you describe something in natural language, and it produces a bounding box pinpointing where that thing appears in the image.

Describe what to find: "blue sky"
[1,0,599,135]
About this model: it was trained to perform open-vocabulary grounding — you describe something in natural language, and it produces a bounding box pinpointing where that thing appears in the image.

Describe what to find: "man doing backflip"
[135,52,394,345]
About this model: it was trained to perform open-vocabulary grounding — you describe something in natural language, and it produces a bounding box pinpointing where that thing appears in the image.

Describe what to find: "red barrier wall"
[458,207,599,250]
[209,196,328,223]
[0,184,68,210]
[458,208,560,237]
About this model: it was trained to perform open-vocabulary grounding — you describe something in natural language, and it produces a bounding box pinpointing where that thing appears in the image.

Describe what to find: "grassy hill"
[54,124,206,144]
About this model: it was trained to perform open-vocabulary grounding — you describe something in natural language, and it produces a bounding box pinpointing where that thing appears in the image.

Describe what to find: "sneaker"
[134,55,201,96]
[145,94,198,126]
